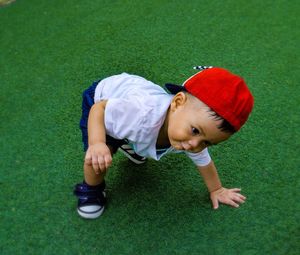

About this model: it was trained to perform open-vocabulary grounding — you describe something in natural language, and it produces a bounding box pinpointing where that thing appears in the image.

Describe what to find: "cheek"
[168,123,189,140]
[168,110,189,139]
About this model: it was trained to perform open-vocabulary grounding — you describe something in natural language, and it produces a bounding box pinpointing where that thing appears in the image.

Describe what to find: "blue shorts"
[79,80,124,152]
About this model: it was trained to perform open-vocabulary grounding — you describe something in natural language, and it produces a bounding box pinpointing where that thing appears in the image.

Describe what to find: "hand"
[210,187,246,209]
[85,143,112,174]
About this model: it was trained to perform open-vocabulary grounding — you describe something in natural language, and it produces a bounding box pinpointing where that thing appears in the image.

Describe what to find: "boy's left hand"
[210,187,246,209]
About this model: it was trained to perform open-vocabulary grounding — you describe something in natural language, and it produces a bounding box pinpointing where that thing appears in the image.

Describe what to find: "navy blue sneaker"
[74,181,106,219]
[119,144,147,164]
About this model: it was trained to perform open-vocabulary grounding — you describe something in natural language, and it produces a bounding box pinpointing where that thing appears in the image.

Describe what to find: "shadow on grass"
[104,154,211,220]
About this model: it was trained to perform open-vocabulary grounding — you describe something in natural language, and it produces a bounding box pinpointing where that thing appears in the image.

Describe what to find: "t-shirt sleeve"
[184,148,211,166]
[104,98,146,141]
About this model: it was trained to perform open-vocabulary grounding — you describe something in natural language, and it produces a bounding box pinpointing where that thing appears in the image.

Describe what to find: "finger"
[104,154,112,169]
[228,200,239,208]
[231,192,246,202]
[231,188,241,192]
[84,153,92,165]
[232,196,246,204]
[211,196,219,210]
[237,194,246,202]
[98,156,106,172]
[230,191,246,199]
[92,155,100,173]
[236,193,246,201]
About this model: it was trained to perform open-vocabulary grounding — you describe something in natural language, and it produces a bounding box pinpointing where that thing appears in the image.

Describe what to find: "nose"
[188,138,201,148]
[187,138,206,151]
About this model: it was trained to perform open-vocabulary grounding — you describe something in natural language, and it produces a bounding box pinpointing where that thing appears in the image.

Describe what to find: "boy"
[74,66,254,219]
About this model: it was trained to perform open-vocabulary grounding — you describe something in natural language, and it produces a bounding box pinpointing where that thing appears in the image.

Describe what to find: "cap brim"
[165,83,187,94]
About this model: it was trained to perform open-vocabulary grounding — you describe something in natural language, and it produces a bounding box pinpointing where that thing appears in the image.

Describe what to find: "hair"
[208,109,236,134]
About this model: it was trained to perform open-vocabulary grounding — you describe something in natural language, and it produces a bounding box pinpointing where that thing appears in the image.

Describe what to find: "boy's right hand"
[85,143,112,174]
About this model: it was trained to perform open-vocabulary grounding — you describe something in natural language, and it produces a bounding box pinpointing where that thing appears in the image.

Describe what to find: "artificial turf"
[0,0,299,254]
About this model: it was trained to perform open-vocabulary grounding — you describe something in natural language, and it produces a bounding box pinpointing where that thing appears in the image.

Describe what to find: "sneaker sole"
[118,147,146,164]
[77,206,105,219]
[77,191,106,219]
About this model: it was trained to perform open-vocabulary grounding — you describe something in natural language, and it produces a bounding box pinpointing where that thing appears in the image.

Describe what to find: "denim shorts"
[79,80,124,152]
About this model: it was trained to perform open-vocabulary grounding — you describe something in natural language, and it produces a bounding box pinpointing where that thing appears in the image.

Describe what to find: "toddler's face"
[167,93,231,153]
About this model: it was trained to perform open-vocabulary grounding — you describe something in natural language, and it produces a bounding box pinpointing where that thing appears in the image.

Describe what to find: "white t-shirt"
[94,73,211,166]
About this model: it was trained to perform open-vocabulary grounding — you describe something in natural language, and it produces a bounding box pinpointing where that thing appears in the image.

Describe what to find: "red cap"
[165,67,254,131]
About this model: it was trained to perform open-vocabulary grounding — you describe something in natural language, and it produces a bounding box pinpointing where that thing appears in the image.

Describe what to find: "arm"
[198,160,246,209]
[85,100,112,173]
[198,160,222,193]
[88,101,107,145]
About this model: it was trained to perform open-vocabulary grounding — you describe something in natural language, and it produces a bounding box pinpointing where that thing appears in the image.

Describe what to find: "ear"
[170,92,187,111]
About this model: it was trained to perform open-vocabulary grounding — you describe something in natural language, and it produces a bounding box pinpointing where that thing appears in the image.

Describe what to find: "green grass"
[1,0,299,254]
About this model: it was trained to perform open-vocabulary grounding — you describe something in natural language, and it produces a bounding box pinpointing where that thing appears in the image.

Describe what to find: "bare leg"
[84,162,105,186]
[75,145,116,219]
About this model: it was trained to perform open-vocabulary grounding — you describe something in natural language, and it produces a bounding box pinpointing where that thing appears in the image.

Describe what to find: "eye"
[191,127,200,135]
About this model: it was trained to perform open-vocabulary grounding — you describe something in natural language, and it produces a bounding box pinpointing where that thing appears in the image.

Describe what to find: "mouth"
[179,142,190,151]
[174,145,183,150]
[171,141,183,150]
[180,144,186,151]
